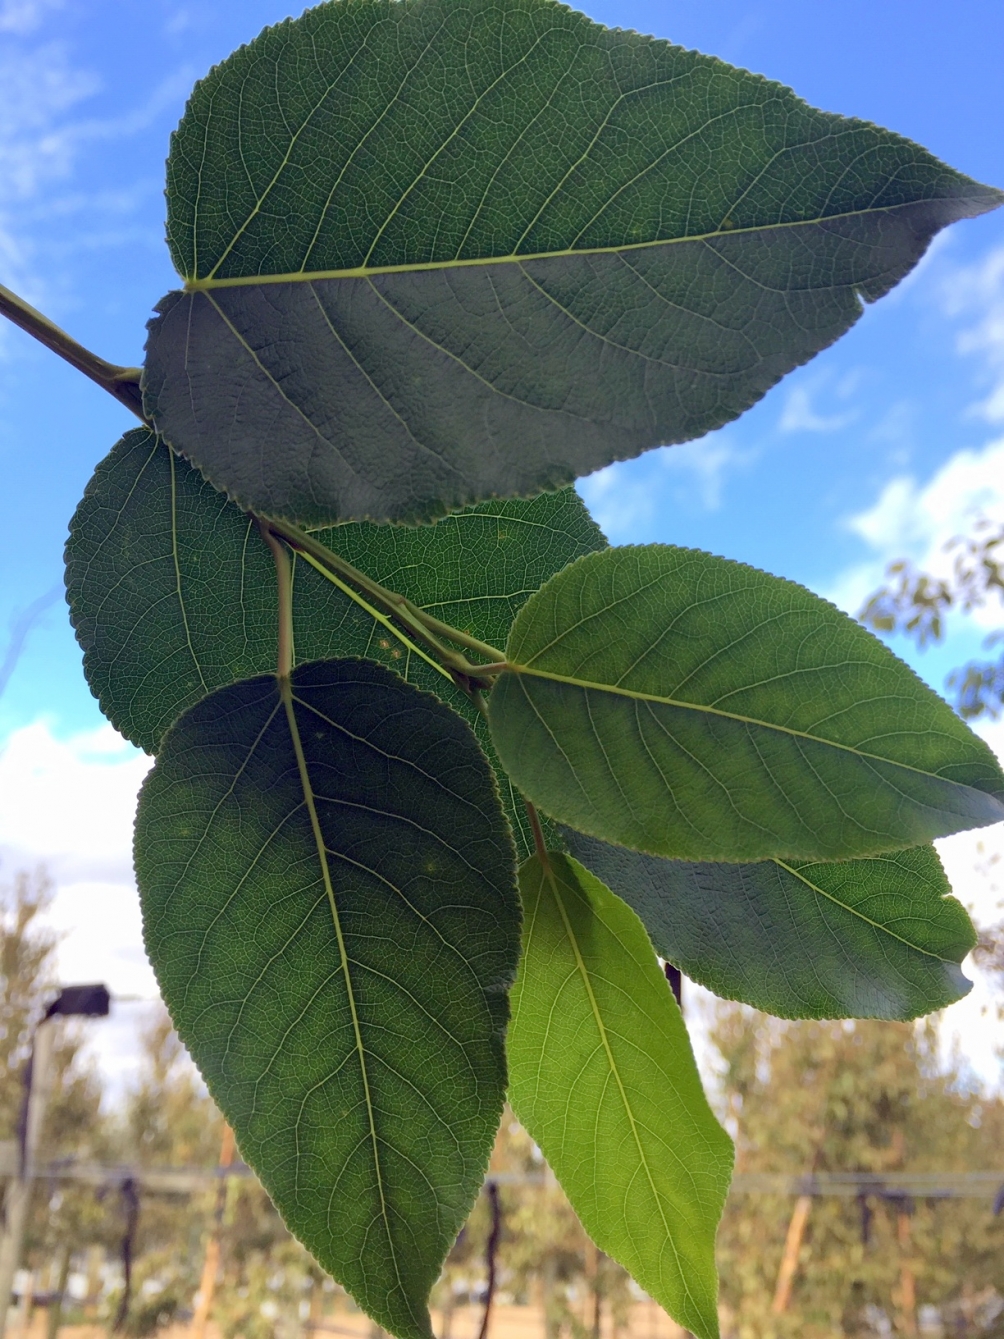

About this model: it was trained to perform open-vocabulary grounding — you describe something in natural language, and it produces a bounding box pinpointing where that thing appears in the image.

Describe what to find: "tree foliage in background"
[712,1005,1004,1339]
[0,869,118,1324]
[113,1008,347,1339]
[3,0,1004,1334]
[861,519,1004,720]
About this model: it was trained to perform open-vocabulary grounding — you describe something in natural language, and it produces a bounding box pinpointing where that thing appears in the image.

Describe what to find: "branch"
[477,1181,502,1339]
[0,283,145,420]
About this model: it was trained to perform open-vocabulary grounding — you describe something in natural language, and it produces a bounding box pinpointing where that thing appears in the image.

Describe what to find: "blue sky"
[1,0,1003,1082]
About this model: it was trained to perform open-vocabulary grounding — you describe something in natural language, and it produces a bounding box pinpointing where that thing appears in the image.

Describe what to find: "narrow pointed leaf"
[134,659,520,1339]
[144,0,1001,524]
[66,428,603,855]
[565,831,975,1020]
[508,852,733,1339]
[489,546,1004,861]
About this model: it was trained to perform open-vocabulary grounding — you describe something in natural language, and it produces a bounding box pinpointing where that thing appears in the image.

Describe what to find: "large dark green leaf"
[508,852,732,1339]
[489,546,1004,862]
[565,831,975,1020]
[135,659,519,1339]
[143,0,1002,525]
[65,427,603,854]
[65,429,277,750]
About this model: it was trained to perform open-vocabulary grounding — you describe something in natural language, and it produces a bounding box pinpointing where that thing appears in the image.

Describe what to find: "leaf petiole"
[296,548,454,684]
[258,521,294,680]
[524,801,549,866]
[0,283,145,419]
[264,518,508,682]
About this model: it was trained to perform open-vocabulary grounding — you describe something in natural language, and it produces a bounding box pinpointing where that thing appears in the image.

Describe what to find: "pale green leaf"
[143,0,1002,523]
[489,546,1004,861]
[508,851,733,1339]
[135,659,520,1339]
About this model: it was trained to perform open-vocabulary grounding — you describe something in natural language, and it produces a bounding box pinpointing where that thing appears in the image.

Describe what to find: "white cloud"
[0,0,62,36]
[935,715,1004,1089]
[779,385,857,434]
[0,719,157,1095]
[828,435,1004,618]
[847,439,1004,552]
[941,243,1004,426]
[778,369,862,435]
[0,720,151,881]
[578,436,753,540]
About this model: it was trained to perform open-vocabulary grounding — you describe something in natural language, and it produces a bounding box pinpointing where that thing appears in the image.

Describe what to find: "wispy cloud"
[578,435,754,541]
[0,24,98,341]
[827,436,1004,619]
[0,0,62,36]
[778,370,861,435]
[779,386,855,434]
[940,243,1004,425]
[0,10,192,330]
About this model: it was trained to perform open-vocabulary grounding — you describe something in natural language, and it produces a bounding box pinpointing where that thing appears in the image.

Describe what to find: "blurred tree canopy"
[711,1003,1004,1339]
[860,519,1004,720]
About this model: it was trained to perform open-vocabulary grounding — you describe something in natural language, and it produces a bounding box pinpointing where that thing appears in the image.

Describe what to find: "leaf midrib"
[279,679,415,1329]
[506,664,997,795]
[183,198,976,290]
[541,858,697,1319]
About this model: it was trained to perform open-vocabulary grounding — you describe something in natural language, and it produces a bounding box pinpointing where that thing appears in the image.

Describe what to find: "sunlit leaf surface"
[490,546,1004,860]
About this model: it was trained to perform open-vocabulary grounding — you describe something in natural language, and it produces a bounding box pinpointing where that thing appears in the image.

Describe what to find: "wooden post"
[771,1195,812,1315]
[44,1243,70,1339]
[14,1270,34,1339]
[0,1021,57,1339]
[190,1125,236,1339]
[82,1247,102,1319]
[589,1243,603,1339]
[897,1209,917,1337]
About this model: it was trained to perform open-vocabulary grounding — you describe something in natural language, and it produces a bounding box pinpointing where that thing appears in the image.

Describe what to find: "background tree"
[1,867,114,1331]
[114,1010,319,1339]
[711,1004,1004,1339]
[861,519,1004,720]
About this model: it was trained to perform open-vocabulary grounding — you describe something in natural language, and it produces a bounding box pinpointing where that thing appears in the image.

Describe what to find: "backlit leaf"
[489,546,1004,861]
[144,0,1001,523]
[66,427,603,854]
[508,851,732,1339]
[135,659,520,1339]
[565,831,975,1020]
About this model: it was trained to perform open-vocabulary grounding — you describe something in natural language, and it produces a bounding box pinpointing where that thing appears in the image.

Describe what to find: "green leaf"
[508,851,732,1339]
[134,659,520,1339]
[488,546,1004,861]
[65,429,278,751]
[565,831,975,1020]
[143,0,1002,524]
[65,427,603,856]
